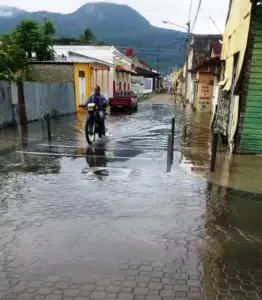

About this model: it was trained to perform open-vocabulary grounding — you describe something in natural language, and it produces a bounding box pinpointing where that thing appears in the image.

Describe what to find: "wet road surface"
[0,94,262,299]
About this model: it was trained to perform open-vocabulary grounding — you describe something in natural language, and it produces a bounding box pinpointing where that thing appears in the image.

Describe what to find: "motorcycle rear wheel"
[85,120,96,145]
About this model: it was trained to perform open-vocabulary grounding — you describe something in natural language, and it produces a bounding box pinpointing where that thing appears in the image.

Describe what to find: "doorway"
[79,71,86,105]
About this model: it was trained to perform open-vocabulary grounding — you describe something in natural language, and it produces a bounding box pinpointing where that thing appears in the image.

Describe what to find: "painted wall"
[114,58,132,93]
[211,76,220,117]
[221,0,252,91]
[197,72,213,85]
[188,73,196,104]
[196,83,213,112]
[54,45,132,98]
[238,4,262,153]
[29,64,74,83]
[90,68,110,99]
[74,63,91,111]
[195,72,214,112]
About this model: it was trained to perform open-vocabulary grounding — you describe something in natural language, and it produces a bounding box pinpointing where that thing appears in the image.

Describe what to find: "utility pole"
[184,21,191,107]
[156,44,160,90]
[156,44,160,73]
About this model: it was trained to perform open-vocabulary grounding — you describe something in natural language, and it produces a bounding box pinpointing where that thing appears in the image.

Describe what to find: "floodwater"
[0,94,261,299]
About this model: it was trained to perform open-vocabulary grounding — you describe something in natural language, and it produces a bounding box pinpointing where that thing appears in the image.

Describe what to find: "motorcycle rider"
[86,85,107,134]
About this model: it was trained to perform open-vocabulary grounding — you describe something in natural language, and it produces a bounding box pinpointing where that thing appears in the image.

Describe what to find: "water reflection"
[202,181,262,298]
[181,108,262,194]
[86,145,107,168]
[181,110,212,172]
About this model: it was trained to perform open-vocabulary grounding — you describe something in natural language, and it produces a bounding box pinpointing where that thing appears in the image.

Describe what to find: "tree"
[80,28,96,44]
[0,34,26,80]
[96,41,105,46]
[53,36,80,45]
[35,20,56,60]
[11,19,56,60]
[11,19,40,59]
[0,19,56,80]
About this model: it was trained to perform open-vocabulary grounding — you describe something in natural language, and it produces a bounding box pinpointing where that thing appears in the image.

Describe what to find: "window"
[79,71,85,78]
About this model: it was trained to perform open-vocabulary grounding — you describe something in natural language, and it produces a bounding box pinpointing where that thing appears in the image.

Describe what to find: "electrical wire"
[188,0,193,22]
[208,15,222,34]
[192,0,202,32]
[200,7,211,29]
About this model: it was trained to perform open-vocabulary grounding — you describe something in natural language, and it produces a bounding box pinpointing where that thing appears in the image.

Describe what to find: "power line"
[188,0,193,22]
[192,0,202,32]
[208,14,222,34]
[200,7,211,28]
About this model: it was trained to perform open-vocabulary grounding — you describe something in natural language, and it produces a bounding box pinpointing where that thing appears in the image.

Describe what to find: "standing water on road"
[0,95,262,299]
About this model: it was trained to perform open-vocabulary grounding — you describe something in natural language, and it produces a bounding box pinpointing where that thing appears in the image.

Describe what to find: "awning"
[116,65,136,74]
[133,67,160,77]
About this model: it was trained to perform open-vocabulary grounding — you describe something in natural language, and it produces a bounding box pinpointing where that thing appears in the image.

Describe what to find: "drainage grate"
[93,169,109,176]
[84,167,133,181]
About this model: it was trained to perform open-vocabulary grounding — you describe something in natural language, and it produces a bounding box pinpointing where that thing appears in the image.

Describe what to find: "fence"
[131,83,144,97]
[0,81,14,128]
[23,81,75,122]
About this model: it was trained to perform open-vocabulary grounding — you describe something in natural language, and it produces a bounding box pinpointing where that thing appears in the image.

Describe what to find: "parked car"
[109,91,138,114]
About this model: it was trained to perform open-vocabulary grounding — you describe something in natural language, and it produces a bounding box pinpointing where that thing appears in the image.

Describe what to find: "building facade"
[29,51,112,112]
[215,0,262,153]
[54,45,133,99]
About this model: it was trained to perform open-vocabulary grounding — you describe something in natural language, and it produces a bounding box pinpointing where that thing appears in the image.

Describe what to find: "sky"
[0,0,230,34]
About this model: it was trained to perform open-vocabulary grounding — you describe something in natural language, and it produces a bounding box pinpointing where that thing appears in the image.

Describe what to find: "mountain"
[0,6,22,18]
[0,3,186,73]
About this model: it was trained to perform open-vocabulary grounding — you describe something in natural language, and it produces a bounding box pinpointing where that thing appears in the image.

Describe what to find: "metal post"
[184,124,187,139]
[166,133,172,172]
[184,21,191,108]
[46,111,51,141]
[171,117,175,164]
[18,125,25,165]
[210,129,219,172]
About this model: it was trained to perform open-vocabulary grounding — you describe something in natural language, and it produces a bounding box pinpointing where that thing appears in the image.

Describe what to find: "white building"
[54,45,133,99]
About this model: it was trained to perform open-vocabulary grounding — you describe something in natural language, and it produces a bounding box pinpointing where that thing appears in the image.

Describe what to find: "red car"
[109,91,138,114]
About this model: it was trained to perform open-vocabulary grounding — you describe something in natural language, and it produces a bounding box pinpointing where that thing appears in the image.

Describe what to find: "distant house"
[215,0,262,153]
[53,45,134,99]
[193,40,222,114]
[130,55,160,95]
[29,51,113,112]
[183,34,222,110]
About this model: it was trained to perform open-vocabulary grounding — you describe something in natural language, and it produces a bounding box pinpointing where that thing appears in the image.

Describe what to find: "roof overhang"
[133,67,160,77]
[116,65,136,74]
[68,51,113,69]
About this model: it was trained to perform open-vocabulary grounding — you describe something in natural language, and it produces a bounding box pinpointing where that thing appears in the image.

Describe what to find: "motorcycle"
[80,103,107,145]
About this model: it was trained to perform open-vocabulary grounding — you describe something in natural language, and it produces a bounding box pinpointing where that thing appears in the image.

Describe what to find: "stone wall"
[29,63,74,83]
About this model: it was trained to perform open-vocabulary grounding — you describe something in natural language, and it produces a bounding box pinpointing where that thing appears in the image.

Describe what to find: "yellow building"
[70,52,113,112]
[29,52,113,113]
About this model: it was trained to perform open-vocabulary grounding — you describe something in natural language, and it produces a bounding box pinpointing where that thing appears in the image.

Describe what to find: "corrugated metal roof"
[68,51,113,67]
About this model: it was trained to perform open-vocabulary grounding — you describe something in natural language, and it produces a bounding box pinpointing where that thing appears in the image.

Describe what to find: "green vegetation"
[53,27,104,46]
[0,18,99,80]
[0,19,56,80]
[0,3,186,73]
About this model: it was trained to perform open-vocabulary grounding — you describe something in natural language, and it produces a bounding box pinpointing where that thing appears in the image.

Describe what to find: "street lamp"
[162,20,191,107]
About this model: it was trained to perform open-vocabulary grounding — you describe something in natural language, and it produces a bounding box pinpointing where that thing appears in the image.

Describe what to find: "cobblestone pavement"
[0,95,262,299]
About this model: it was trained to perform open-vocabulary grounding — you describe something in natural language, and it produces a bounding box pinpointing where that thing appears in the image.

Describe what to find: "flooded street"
[0,94,262,300]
